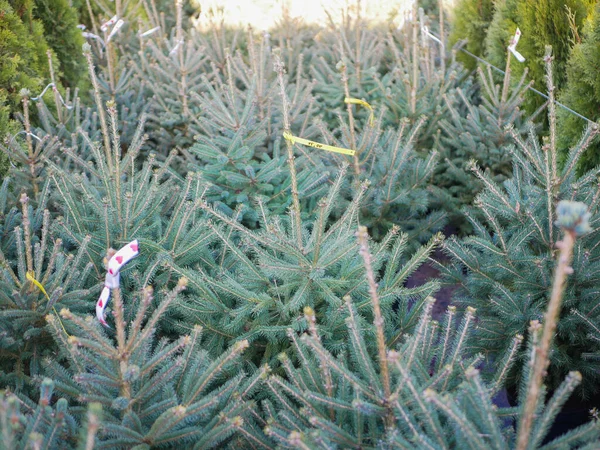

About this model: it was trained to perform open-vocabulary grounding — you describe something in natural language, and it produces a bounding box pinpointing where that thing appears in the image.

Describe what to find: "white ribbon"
[101,15,118,32]
[96,240,139,327]
[169,39,184,56]
[31,83,73,109]
[508,28,525,63]
[82,32,106,47]
[6,131,41,168]
[106,19,125,42]
[421,26,442,44]
[140,26,160,38]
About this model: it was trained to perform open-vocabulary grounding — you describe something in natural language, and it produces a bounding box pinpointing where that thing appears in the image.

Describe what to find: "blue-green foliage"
[0,379,99,449]
[186,40,330,226]
[170,168,441,364]
[434,62,535,228]
[262,298,600,448]
[0,182,94,393]
[1,3,600,448]
[44,281,266,448]
[442,77,600,395]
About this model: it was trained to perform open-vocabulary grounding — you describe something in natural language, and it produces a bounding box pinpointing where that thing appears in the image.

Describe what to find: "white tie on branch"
[169,39,184,56]
[82,31,106,47]
[96,240,140,327]
[139,26,160,38]
[421,26,442,44]
[6,131,42,168]
[508,28,526,63]
[106,19,125,42]
[31,83,73,109]
[100,15,118,32]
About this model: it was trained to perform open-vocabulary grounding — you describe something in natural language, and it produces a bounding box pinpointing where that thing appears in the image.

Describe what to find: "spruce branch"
[175,0,189,116]
[544,47,557,186]
[516,201,591,450]
[304,306,334,420]
[338,61,360,175]
[83,403,102,450]
[274,53,303,250]
[438,0,446,75]
[436,305,456,372]
[356,225,392,425]
[46,50,64,124]
[21,93,34,159]
[529,371,582,449]
[20,94,38,196]
[20,194,34,274]
[423,386,486,450]
[491,333,524,395]
[405,296,436,368]
[82,44,112,172]
[410,3,419,115]
[501,49,513,107]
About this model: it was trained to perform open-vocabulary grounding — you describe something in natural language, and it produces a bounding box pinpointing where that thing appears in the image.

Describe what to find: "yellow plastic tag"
[283,131,356,156]
[27,271,49,300]
[344,97,375,126]
[27,271,69,336]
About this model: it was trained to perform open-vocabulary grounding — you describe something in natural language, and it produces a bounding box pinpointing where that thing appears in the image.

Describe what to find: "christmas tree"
[441,47,600,396]
[0,1,598,447]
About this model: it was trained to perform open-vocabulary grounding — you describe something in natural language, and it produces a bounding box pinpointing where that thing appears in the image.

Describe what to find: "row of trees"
[447,0,600,169]
[1,0,600,446]
[0,0,85,133]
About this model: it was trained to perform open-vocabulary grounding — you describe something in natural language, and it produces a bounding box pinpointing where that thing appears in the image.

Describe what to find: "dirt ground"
[405,246,456,321]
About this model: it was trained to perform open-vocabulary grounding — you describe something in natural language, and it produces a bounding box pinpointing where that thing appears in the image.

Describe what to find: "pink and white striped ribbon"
[101,15,118,32]
[96,240,139,326]
[508,28,525,63]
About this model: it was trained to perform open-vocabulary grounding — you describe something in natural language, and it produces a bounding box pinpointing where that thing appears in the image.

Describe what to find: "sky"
[193,0,420,30]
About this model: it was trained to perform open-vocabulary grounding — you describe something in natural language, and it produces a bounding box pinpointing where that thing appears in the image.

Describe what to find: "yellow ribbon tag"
[344,97,375,126]
[26,271,69,336]
[26,271,49,300]
[283,131,356,156]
